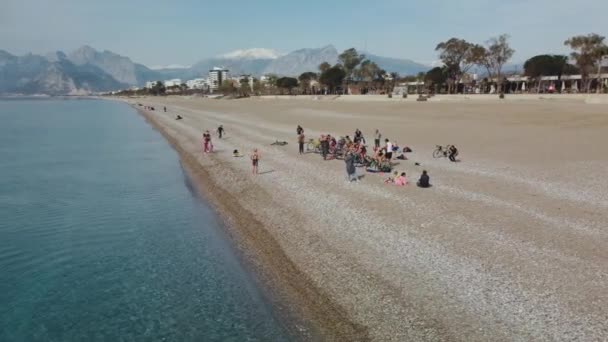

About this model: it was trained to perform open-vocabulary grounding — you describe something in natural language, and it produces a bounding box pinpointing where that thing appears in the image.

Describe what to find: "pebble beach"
[127,95,608,341]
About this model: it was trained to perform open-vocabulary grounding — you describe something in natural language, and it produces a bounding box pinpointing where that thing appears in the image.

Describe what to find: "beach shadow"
[258,170,275,175]
[357,174,366,180]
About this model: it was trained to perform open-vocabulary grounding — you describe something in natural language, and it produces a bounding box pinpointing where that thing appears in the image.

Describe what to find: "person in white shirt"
[385,139,393,160]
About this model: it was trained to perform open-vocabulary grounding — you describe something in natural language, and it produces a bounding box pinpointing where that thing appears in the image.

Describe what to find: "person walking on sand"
[217,125,225,139]
[298,132,305,155]
[202,131,211,153]
[250,149,260,175]
[345,151,357,182]
[163,106,167,112]
[374,129,381,149]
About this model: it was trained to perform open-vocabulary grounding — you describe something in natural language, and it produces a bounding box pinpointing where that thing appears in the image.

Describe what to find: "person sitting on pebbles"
[417,170,431,188]
[394,172,408,186]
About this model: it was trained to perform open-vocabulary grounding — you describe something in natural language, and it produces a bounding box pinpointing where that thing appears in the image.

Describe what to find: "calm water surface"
[0,99,288,341]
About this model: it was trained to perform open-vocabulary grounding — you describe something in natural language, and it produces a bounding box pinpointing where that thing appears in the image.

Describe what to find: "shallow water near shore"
[0,99,289,341]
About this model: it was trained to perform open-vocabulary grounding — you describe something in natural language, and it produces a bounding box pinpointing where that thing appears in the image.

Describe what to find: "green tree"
[150,81,166,96]
[319,66,346,93]
[218,80,236,96]
[564,33,608,93]
[318,62,331,73]
[339,48,365,92]
[252,79,265,95]
[524,55,570,91]
[275,77,299,94]
[239,77,251,96]
[480,34,515,93]
[298,72,318,94]
[425,67,448,93]
[435,38,485,93]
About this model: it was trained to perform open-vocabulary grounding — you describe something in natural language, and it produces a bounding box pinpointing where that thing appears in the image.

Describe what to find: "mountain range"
[0,45,430,95]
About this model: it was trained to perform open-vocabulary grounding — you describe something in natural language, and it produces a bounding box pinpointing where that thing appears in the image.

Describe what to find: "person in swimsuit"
[251,149,260,174]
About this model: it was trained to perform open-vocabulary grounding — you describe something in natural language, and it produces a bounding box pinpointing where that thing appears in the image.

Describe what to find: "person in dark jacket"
[417,170,431,188]
[345,152,357,181]
[448,145,458,162]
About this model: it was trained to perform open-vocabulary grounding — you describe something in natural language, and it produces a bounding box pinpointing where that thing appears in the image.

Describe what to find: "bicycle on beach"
[433,145,452,158]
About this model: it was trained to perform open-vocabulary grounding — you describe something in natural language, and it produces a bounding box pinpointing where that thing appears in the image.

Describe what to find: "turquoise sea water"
[0,99,288,341]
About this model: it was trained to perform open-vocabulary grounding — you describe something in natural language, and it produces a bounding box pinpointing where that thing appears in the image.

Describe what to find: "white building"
[208,67,229,91]
[163,79,182,87]
[186,78,209,90]
[260,75,274,84]
[145,81,159,89]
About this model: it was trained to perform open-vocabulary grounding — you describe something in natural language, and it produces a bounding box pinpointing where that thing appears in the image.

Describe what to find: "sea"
[0,99,288,341]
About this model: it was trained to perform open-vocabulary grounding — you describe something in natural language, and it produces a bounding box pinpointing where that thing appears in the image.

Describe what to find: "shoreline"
[132,104,369,341]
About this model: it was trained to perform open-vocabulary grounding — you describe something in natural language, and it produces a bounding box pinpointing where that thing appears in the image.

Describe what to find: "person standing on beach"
[374,129,382,149]
[297,125,304,135]
[344,151,357,182]
[320,135,330,160]
[385,139,393,161]
[250,149,260,175]
[217,125,225,139]
[298,132,305,155]
[203,131,212,153]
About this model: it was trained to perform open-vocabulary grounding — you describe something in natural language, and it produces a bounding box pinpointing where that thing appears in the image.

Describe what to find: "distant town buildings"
[186,78,209,90]
[163,79,182,87]
[144,81,157,89]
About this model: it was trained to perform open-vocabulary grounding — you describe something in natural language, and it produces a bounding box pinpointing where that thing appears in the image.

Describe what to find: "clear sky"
[2,0,607,67]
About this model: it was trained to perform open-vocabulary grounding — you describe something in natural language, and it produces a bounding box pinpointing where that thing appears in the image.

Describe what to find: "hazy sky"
[2,0,607,67]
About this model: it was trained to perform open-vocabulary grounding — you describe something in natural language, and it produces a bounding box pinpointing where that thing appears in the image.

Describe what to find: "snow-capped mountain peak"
[220,48,282,60]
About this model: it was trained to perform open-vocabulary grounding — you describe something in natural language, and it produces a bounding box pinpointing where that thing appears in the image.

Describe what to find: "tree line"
[110,32,607,97]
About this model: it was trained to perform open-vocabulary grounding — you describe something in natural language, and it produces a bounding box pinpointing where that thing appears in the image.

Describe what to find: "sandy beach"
[126,96,608,341]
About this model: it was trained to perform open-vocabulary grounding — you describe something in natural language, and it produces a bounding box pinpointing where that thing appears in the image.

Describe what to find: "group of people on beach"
[296,125,433,187]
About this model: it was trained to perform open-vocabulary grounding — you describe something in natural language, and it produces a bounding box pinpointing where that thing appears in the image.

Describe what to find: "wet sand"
[127,96,608,341]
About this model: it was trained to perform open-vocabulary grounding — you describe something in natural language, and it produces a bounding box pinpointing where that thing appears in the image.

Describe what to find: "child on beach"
[251,149,260,174]
[384,171,398,184]
[395,172,408,186]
